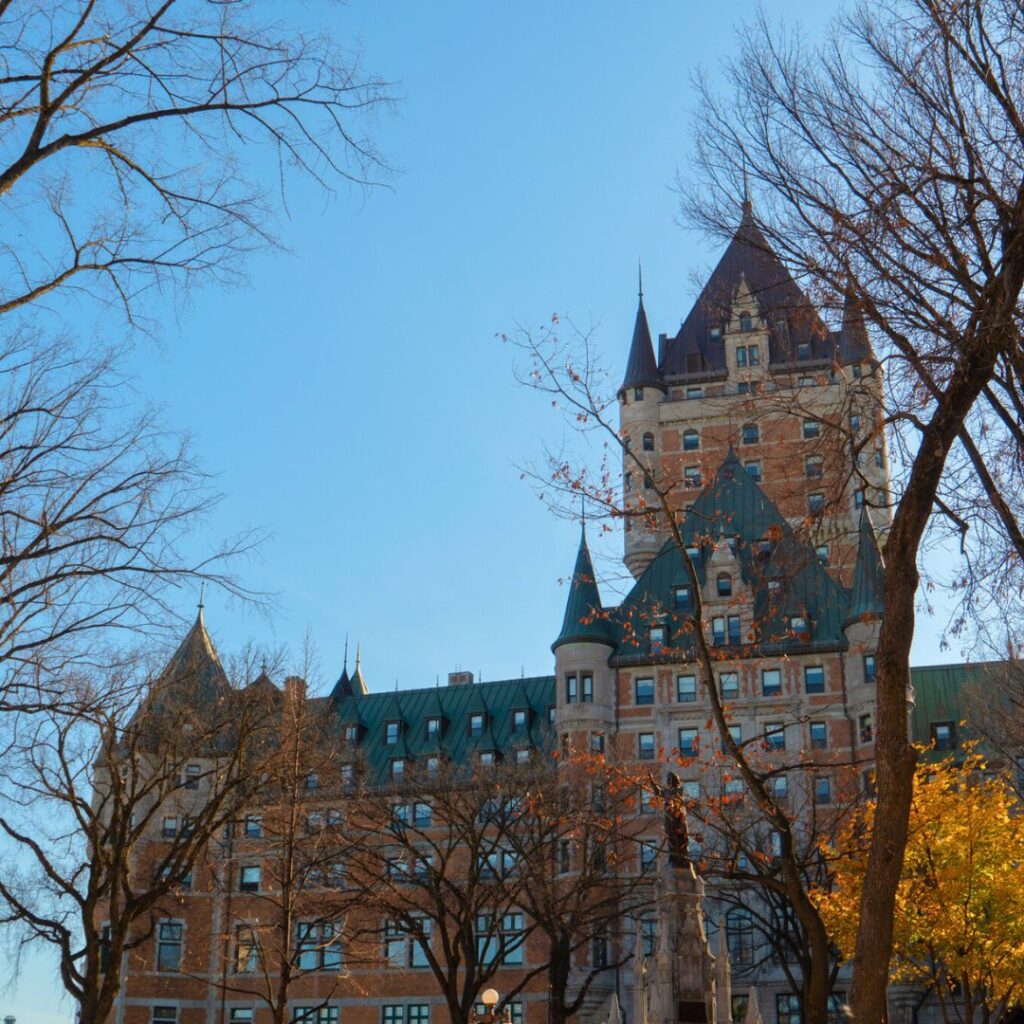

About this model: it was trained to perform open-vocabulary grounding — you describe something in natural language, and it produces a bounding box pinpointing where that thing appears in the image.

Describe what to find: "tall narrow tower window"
[642,432,655,451]
[717,573,733,597]
[739,312,752,332]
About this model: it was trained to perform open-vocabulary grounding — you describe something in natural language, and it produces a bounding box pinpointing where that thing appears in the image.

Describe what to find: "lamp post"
[469,989,512,1024]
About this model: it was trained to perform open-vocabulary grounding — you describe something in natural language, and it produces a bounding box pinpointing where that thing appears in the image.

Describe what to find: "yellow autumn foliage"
[816,751,1024,1021]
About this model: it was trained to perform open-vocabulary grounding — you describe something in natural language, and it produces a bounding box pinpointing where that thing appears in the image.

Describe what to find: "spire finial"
[638,261,644,301]
[343,634,349,672]
[742,156,751,213]
[581,493,586,534]
[197,581,205,624]
[355,642,361,670]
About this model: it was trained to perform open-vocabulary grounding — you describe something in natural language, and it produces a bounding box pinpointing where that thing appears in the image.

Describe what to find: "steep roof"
[846,511,885,626]
[153,608,230,705]
[620,292,663,394]
[552,526,616,651]
[349,646,368,696]
[837,288,878,366]
[660,207,831,379]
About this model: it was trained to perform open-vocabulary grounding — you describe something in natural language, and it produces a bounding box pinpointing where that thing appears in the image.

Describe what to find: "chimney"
[447,670,474,687]
[284,675,307,701]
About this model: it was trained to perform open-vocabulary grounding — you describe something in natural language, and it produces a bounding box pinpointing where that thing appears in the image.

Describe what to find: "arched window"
[642,432,655,451]
[717,573,732,597]
[741,422,759,445]
[726,909,755,964]
[682,429,699,451]
[739,312,753,332]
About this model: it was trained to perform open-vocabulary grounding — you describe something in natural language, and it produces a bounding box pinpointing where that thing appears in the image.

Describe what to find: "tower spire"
[638,260,644,301]
[343,634,349,672]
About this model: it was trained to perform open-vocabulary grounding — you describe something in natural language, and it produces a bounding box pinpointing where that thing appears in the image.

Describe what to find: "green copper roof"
[846,510,885,626]
[553,526,615,651]
[328,675,555,784]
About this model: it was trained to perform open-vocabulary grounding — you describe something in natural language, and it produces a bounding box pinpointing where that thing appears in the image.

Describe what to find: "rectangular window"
[183,764,201,790]
[816,544,829,566]
[580,673,593,702]
[294,1010,338,1024]
[744,460,762,481]
[771,774,789,800]
[789,615,807,635]
[230,1011,254,1024]
[712,616,726,646]
[640,842,658,871]
[932,721,957,751]
[634,678,654,705]
[638,732,656,761]
[778,994,802,1024]
[728,724,742,745]
[810,722,828,750]
[674,585,692,611]
[649,626,665,652]
[99,923,112,973]
[805,455,823,478]
[234,926,258,973]
[728,614,741,644]
[409,1008,430,1024]
[640,917,658,956]
[591,732,605,753]
[684,465,702,488]
[858,714,873,744]
[566,674,578,704]
[803,419,820,439]
[426,756,439,775]
[152,1010,178,1024]
[765,723,786,751]
[804,666,824,694]
[720,673,739,699]
[385,721,399,745]
[683,780,700,800]
[851,414,861,433]
[296,922,342,972]
[761,669,781,697]
[468,713,484,737]
[686,386,703,399]
[243,814,262,838]
[736,345,747,367]
[426,716,441,738]
[634,387,644,401]
[678,728,699,756]
[676,674,697,703]
[808,492,825,513]
[239,866,260,893]
[409,919,431,968]
[161,816,177,839]
[863,655,877,683]
[815,776,833,805]
[797,341,811,361]
[156,921,183,972]
[742,423,759,445]
[854,488,865,509]
[390,758,405,781]
[748,344,760,365]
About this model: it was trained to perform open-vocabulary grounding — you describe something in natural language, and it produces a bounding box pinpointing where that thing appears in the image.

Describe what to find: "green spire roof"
[846,510,885,626]
[552,526,615,651]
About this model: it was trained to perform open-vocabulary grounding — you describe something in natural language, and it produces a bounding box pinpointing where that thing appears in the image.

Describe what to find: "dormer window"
[710,327,722,341]
[649,626,665,653]
[343,724,358,743]
[511,709,528,732]
[390,758,405,781]
[385,721,400,746]
[479,751,495,767]
[683,429,700,451]
[739,312,752,332]
[674,585,692,611]
[788,615,808,635]
[425,717,442,740]
[468,713,485,738]
[797,342,811,361]
[642,432,655,451]
[717,573,732,597]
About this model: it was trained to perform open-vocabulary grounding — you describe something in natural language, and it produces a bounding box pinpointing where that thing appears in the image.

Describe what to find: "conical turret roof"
[156,607,230,704]
[846,510,885,626]
[837,286,877,366]
[552,526,615,651]
[620,287,662,394]
[349,644,368,695]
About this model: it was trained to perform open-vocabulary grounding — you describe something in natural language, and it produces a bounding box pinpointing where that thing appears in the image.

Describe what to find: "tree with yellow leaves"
[817,751,1024,1024]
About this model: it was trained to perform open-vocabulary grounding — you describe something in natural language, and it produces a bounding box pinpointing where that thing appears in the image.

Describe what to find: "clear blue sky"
[11,1,959,1018]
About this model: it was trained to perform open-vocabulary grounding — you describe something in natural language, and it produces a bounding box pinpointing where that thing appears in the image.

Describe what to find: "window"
[294,1010,339,1024]
[634,387,644,401]
[748,344,761,365]
[479,751,495,767]
[686,386,703,399]
[644,473,653,489]
[805,455,823,478]
[161,816,177,839]
[854,488,865,509]
[858,714,873,743]
[816,544,829,566]
[684,465,702,488]
[385,721,400,745]
[814,776,833,805]
[739,312,752,332]
[390,758,405,781]
[788,615,808,636]
[230,1011,254,1024]
[803,418,820,439]
[152,1009,178,1024]
[426,716,441,739]
[875,447,884,468]
[850,414,861,433]
[728,614,741,644]
[426,756,440,775]
[778,994,803,1024]
[683,429,700,451]
[863,654,877,683]
[592,932,609,967]
[624,471,632,491]
[515,748,530,764]
[685,544,701,565]
[156,921,183,972]
[468,713,485,737]
[932,721,957,751]
[343,723,358,742]
[771,774,789,800]
[476,911,525,965]
[566,674,578,704]
[678,728,699,757]
[744,460,762,481]
[742,422,759,445]
[804,666,825,694]
[712,616,726,646]
[728,724,742,745]
[642,432,655,451]
[710,327,722,341]
[676,674,697,703]
[736,345,748,367]
[305,773,319,791]
[683,780,700,800]
[243,815,262,838]
[635,678,654,705]
[649,626,665,652]
[717,572,732,597]
[296,921,342,971]
[99,923,112,973]
[638,732,656,760]
[808,492,824,514]
[340,763,354,787]
[797,341,811,361]
[674,585,692,611]
[720,673,739,699]
[761,669,781,697]
[810,722,828,750]
[640,842,658,871]
[640,915,658,956]
[512,709,528,732]
[726,909,755,964]
[765,723,786,751]
[733,996,750,1024]
[183,764,201,790]
[239,866,260,893]
[590,731,605,753]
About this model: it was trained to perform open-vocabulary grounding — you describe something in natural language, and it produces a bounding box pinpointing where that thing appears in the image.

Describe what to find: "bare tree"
[680,2,1024,1017]
[0,0,393,329]
[0,648,274,1024]
[0,332,258,707]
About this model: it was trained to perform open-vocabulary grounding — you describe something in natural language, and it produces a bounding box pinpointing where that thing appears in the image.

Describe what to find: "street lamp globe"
[481,990,500,1010]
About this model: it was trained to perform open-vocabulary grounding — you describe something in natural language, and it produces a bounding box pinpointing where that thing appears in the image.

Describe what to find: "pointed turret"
[846,510,885,625]
[349,643,368,695]
[837,284,877,366]
[553,526,615,651]
[330,636,359,702]
[156,606,230,703]
[620,270,663,395]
